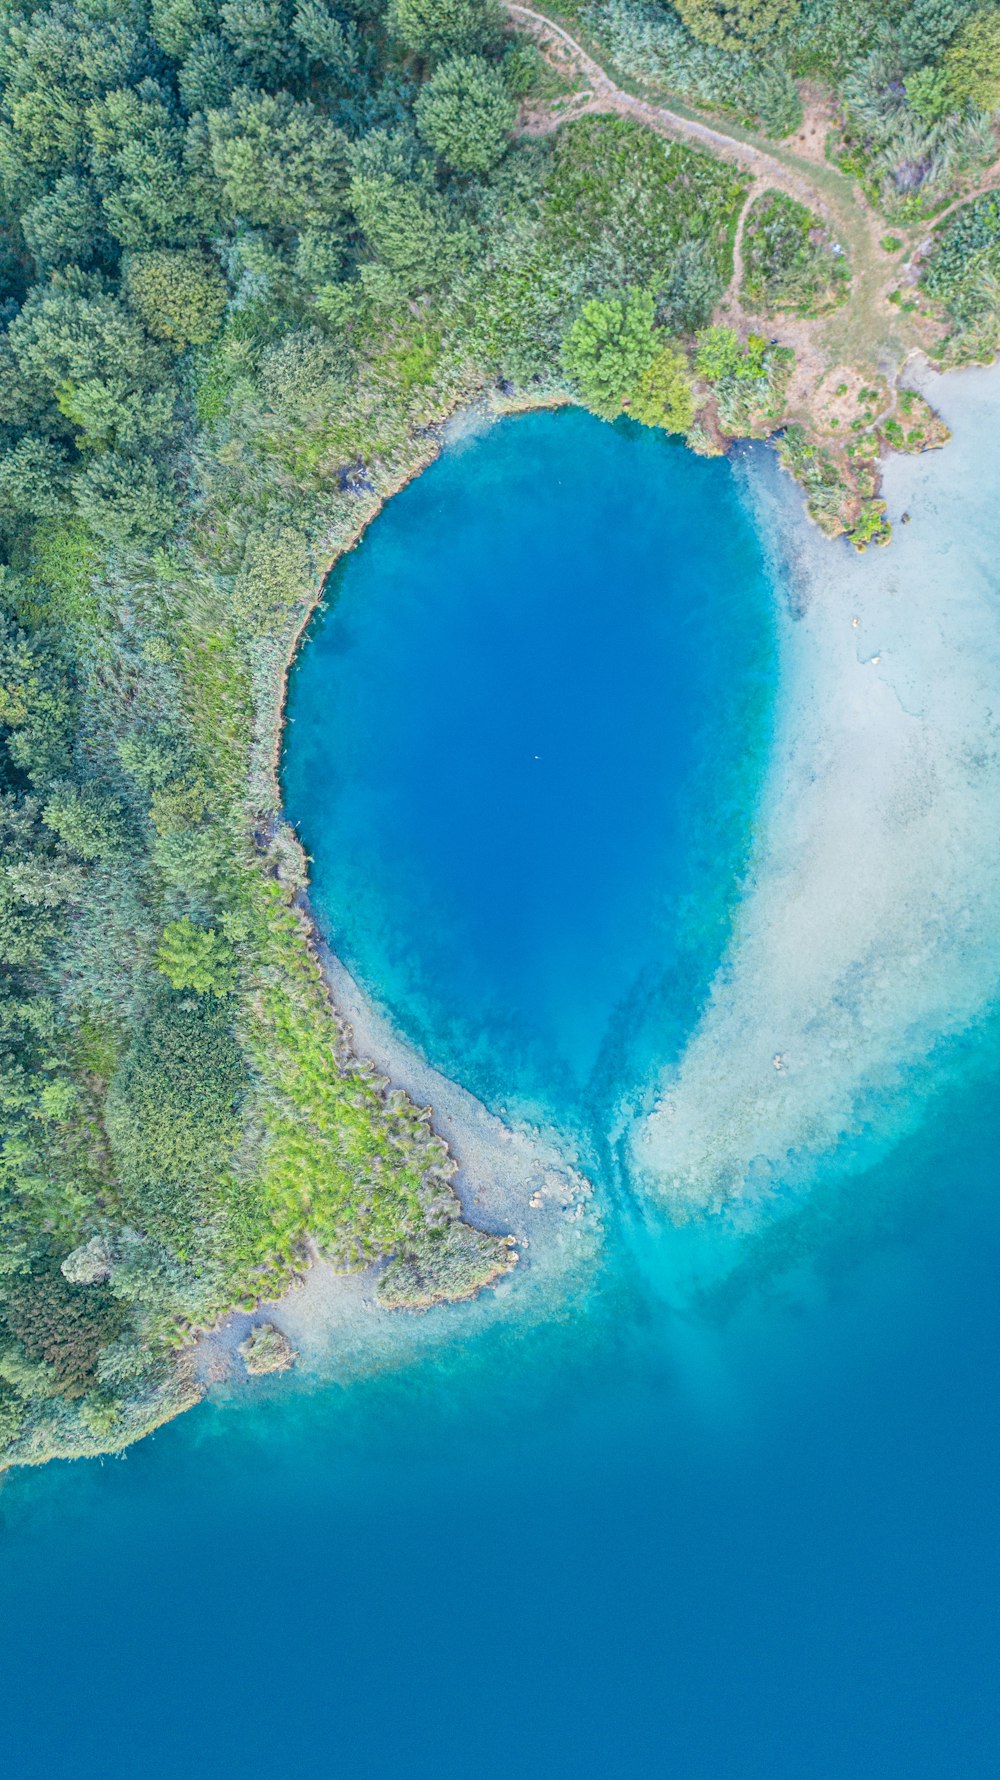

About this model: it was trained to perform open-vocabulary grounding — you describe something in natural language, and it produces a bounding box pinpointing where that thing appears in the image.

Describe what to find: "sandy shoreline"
[199,928,599,1377]
[201,894,598,1384]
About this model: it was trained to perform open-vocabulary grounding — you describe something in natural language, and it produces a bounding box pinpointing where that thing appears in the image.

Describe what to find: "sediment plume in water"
[635,362,1000,1209]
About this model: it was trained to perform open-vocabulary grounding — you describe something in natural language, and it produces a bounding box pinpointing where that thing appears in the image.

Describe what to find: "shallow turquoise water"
[3,402,1000,1778]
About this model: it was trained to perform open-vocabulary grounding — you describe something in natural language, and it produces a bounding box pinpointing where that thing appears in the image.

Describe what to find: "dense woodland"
[0,0,997,1468]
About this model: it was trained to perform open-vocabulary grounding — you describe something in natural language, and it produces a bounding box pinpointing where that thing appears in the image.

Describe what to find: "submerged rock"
[239,1323,298,1377]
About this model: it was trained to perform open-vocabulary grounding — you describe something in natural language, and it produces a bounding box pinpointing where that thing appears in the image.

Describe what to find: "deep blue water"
[2,410,999,1779]
[282,409,776,1136]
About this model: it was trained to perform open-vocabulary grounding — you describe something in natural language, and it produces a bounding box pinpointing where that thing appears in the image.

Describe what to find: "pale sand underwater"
[637,360,1000,1209]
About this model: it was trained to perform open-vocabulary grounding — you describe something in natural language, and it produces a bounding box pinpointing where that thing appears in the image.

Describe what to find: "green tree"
[292,0,361,78]
[897,0,970,72]
[629,344,695,433]
[906,64,956,124]
[42,783,126,860]
[945,10,1000,112]
[348,135,474,290]
[123,249,228,347]
[178,34,242,113]
[674,0,800,51]
[150,0,216,58]
[208,89,349,227]
[0,437,69,522]
[7,282,175,451]
[693,324,746,381]
[221,0,296,86]
[87,86,221,248]
[389,0,504,59]
[73,453,181,547]
[156,918,236,995]
[20,175,103,273]
[561,290,658,419]
[0,617,76,784]
[0,5,150,197]
[414,54,516,172]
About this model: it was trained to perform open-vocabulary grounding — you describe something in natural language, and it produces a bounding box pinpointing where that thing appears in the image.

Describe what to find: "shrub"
[629,343,695,432]
[561,289,659,418]
[156,918,237,995]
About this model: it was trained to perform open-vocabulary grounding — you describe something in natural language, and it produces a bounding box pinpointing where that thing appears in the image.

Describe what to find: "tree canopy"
[414,54,516,172]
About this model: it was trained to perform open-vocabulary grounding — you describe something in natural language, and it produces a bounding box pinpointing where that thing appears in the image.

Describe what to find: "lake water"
[282,408,777,1146]
[3,394,1000,1778]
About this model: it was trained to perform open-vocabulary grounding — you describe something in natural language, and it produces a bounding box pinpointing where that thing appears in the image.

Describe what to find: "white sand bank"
[636,360,1000,1208]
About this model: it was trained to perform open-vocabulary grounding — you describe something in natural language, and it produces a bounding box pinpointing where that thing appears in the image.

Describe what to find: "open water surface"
[2,397,999,1777]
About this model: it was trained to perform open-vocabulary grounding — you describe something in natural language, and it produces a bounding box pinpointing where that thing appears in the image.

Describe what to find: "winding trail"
[507,1,1000,408]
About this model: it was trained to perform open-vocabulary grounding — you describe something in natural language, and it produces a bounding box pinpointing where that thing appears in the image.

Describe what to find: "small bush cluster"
[741,191,851,317]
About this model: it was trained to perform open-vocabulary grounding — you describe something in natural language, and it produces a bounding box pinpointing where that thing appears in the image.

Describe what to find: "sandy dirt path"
[506,1,1000,406]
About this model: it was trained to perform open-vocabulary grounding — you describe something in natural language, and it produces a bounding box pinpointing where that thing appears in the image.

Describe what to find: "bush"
[629,342,695,431]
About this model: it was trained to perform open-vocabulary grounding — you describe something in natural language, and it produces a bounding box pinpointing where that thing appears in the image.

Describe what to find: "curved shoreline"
[250,353,991,1340]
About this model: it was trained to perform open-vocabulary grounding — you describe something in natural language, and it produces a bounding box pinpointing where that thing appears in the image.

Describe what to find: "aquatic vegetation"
[639,366,1000,1208]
